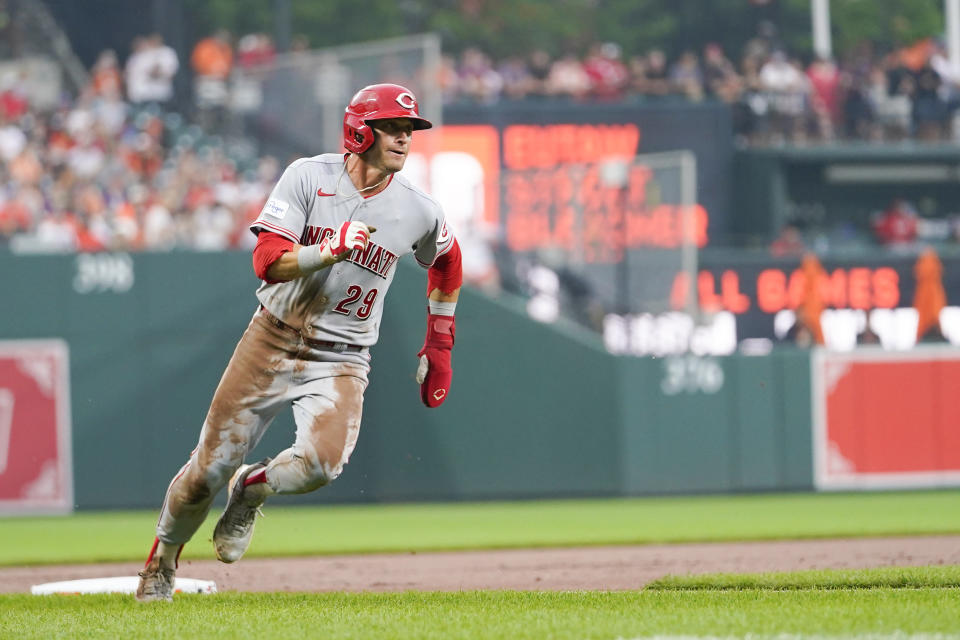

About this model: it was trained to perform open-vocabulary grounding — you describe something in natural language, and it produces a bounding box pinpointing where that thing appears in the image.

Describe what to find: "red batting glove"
[301,221,376,273]
[325,221,372,258]
[416,313,455,408]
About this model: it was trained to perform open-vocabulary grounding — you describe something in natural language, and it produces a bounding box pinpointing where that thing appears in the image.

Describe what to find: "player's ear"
[359,129,379,158]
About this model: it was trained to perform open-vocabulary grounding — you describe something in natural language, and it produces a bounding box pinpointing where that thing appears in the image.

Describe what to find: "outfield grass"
[3,584,960,639]
[4,493,960,639]
[3,490,960,566]
[647,565,960,590]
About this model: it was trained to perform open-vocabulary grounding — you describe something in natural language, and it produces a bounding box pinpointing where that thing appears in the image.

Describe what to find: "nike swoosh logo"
[317,188,335,197]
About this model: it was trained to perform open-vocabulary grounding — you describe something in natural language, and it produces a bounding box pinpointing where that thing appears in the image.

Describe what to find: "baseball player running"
[136,83,462,602]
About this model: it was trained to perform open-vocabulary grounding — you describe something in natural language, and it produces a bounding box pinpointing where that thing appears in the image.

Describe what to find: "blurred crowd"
[770,194,960,260]
[438,33,960,145]
[0,33,280,252]
[185,25,960,145]
[7,23,960,253]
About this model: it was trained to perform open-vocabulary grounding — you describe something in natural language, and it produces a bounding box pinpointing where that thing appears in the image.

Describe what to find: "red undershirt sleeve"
[252,231,295,283]
[427,237,462,294]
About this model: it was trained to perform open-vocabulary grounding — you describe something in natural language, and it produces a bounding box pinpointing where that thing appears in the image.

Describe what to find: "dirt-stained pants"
[156,308,369,545]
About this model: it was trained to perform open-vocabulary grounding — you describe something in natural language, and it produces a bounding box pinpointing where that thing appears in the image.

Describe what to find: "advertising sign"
[605,254,960,356]
[0,340,73,513]
[812,346,960,490]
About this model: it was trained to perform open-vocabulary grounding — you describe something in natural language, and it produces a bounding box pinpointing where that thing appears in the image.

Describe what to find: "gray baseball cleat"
[212,458,271,563]
[135,557,175,602]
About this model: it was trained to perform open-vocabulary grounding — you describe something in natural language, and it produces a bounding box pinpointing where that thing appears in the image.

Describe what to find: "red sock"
[244,468,268,486]
[144,537,160,567]
[145,537,184,569]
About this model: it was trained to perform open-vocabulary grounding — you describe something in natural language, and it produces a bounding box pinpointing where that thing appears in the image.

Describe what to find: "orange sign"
[755,266,899,313]
[417,124,709,257]
[503,124,641,169]
[667,266,902,315]
[504,163,708,259]
[670,270,750,313]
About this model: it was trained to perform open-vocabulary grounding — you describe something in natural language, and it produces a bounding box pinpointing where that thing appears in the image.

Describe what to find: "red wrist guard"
[423,313,455,349]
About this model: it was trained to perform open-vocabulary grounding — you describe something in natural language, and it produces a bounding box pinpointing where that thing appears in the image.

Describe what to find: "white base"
[31,576,217,595]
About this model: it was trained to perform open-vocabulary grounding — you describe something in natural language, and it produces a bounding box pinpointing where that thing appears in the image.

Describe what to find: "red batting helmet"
[343,83,433,154]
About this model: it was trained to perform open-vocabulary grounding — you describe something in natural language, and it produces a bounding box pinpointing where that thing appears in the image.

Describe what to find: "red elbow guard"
[253,231,294,282]
[427,237,462,294]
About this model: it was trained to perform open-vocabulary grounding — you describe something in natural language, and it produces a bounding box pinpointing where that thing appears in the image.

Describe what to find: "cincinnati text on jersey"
[301,225,399,279]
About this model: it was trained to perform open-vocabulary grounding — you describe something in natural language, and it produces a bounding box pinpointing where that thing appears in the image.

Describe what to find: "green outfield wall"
[0,250,813,510]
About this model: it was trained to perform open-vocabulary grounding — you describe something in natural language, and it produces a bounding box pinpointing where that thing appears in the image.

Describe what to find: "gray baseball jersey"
[250,153,454,347]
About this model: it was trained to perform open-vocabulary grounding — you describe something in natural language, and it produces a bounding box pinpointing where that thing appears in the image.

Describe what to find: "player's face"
[367,118,415,173]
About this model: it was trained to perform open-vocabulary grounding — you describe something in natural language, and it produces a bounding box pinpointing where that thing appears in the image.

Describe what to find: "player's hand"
[300,222,375,273]
[321,221,375,263]
[416,313,454,408]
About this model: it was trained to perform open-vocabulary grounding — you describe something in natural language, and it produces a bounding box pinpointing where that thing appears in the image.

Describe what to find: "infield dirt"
[2,535,960,593]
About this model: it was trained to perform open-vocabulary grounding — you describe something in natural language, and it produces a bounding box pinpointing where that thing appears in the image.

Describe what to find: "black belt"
[258,306,365,353]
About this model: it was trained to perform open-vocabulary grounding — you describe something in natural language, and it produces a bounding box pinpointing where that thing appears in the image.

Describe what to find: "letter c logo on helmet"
[395,92,416,109]
[343,83,433,154]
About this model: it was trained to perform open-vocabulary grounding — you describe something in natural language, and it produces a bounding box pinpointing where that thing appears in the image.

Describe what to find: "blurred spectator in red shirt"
[583,42,629,101]
[90,50,123,98]
[807,56,841,139]
[0,73,29,120]
[872,198,918,246]
[0,188,33,239]
[236,33,275,69]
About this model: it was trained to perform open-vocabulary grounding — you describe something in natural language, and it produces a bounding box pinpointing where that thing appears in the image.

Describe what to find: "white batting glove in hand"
[415,354,429,384]
[298,221,375,273]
